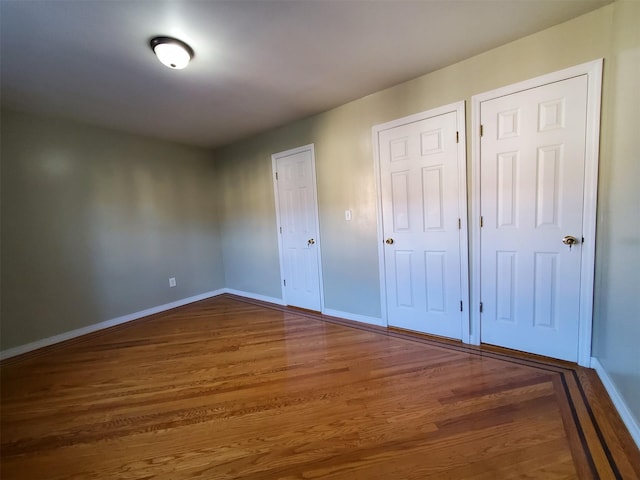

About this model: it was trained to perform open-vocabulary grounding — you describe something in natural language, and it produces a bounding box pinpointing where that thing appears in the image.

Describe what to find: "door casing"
[470,60,603,366]
[373,101,470,342]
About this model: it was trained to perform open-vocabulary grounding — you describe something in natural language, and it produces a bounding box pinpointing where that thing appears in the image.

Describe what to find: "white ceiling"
[1,0,609,148]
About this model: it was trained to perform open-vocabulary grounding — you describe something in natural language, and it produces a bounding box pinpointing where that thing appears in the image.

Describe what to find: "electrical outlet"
[169,277,176,287]
[345,209,352,221]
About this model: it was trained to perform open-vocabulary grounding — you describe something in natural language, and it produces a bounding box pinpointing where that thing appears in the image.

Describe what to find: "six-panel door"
[379,112,465,339]
[275,148,322,311]
[479,75,588,362]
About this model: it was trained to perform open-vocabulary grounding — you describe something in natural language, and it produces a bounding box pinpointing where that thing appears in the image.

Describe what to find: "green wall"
[216,2,639,424]
[591,0,640,428]
[1,110,225,350]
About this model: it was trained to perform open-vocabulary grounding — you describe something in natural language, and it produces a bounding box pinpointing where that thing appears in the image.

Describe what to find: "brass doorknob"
[308,238,315,246]
[562,235,579,251]
[385,238,394,245]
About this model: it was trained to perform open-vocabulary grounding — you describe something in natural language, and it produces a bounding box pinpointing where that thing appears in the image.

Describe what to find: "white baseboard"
[1,288,382,361]
[222,291,385,329]
[222,288,285,306]
[0,289,225,361]
[322,308,385,327]
[223,291,384,328]
[224,290,384,328]
[591,357,640,449]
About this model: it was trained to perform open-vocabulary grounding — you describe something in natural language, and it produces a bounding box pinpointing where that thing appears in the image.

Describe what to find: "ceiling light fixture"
[150,36,194,70]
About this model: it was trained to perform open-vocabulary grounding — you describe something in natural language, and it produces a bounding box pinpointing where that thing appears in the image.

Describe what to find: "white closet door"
[378,109,467,339]
[479,75,588,362]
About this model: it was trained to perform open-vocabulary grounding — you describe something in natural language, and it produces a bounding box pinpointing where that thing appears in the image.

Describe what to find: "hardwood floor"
[1,295,638,479]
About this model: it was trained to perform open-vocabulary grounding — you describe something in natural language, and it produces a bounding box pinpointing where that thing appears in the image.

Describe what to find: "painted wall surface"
[1,110,224,350]
[216,124,314,300]
[591,0,640,425]
[216,2,638,421]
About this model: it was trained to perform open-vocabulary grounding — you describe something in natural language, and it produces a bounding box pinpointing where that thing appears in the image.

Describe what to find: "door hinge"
[458,218,462,230]
[480,125,484,137]
[480,302,483,313]
[279,226,282,233]
[480,216,484,227]
[460,301,463,312]
[275,172,279,180]
[456,131,459,143]
[582,236,585,243]
[283,279,286,286]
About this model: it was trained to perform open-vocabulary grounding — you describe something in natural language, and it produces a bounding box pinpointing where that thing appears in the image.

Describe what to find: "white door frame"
[373,101,470,342]
[470,59,603,366]
[272,143,325,310]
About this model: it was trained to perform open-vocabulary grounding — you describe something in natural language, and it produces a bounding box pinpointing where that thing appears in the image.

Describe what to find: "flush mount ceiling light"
[150,36,194,70]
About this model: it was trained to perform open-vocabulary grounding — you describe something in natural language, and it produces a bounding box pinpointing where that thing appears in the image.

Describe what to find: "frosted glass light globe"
[150,37,194,70]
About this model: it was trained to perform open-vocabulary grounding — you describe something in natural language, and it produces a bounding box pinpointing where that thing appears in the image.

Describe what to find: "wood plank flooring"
[1,294,638,479]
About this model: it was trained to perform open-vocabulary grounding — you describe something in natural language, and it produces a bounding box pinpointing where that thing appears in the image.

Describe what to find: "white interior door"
[377,105,468,340]
[273,145,323,311]
[479,75,589,362]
